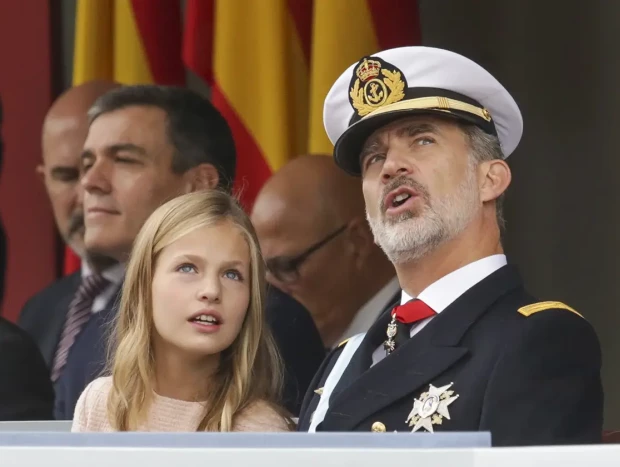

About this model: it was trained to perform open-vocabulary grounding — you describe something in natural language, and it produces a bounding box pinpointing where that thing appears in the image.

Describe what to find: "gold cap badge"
[349,56,407,118]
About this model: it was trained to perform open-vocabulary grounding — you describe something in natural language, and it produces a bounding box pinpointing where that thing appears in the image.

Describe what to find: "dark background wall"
[420,0,620,428]
[0,2,57,323]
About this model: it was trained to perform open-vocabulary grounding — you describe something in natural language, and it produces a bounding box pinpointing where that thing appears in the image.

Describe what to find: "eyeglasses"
[265,224,349,284]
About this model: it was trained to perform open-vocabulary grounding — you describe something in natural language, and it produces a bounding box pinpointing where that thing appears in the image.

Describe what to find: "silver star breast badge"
[406,382,459,433]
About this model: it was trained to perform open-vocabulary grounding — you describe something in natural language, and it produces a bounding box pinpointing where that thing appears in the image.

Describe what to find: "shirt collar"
[400,254,508,312]
[82,261,126,287]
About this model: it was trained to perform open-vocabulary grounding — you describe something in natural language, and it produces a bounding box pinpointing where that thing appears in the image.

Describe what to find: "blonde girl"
[72,190,291,432]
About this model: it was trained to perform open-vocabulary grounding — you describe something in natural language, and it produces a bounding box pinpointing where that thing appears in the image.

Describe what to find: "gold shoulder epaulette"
[337,337,351,348]
[518,301,583,319]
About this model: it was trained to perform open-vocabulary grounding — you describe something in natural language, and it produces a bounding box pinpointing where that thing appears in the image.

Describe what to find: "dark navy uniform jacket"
[297,265,603,446]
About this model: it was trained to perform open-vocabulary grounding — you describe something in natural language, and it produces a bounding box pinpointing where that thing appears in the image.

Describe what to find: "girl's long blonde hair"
[106,190,285,431]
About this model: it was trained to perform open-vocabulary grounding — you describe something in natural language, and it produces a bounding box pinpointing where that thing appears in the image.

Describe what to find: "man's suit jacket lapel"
[328,291,401,403]
[40,272,81,367]
[323,265,523,431]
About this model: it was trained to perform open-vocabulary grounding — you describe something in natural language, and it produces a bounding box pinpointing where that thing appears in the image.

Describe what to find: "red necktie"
[393,299,436,325]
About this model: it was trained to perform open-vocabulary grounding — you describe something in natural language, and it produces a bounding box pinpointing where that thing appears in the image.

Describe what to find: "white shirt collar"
[81,261,125,287]
[336,276,400,346]
[400,254,508,312]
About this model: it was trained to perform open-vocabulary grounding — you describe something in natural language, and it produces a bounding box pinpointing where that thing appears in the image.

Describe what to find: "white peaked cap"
[323,46,523,175]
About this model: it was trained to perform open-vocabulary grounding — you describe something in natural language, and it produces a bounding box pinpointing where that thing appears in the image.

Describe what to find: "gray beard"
[367,170,479,265]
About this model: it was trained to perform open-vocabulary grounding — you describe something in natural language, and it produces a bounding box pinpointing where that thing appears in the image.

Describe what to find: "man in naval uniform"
[297,46,603,446]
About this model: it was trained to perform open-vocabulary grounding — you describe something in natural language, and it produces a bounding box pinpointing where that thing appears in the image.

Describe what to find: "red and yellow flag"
[66,0,185,274]
[308,0,421,153]
[184,0,312,209]
[184,0,420,209]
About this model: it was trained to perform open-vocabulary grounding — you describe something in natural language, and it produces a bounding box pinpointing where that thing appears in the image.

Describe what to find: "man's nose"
[81,159,112,194]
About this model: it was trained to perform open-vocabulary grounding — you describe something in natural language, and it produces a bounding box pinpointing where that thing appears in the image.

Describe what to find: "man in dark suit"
[18,81,121,369]
[297,46,603,445]
[54,85,324,419]
[0,96,54,421]
[252,155,398,350]
[265,285,325,415]
[0,319,55,421]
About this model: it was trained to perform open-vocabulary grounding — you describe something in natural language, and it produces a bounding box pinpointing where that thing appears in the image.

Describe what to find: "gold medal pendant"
[384,313,398,355]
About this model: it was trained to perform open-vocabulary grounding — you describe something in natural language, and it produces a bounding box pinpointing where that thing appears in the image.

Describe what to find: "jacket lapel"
[330,293,401,400]
[323,265,523,430]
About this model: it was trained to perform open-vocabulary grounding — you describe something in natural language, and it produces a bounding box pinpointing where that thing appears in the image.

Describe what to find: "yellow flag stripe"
[72,0,114,85]
[113,0,154,84]
[73,0,154,86]
[308,0,378,154]
[213,0,308,172]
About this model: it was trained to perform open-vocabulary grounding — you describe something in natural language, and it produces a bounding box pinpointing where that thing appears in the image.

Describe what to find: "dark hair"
[88,85,236,192]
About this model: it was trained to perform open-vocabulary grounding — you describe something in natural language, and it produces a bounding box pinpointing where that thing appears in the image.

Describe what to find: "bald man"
[38,80,121,258]
[252,155,398,349]
[18,81,121,376]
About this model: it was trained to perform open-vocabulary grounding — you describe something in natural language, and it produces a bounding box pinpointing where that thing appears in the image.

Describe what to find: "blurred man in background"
[0,95,54,421]
[19,81,121,375]
[252,155,397,349]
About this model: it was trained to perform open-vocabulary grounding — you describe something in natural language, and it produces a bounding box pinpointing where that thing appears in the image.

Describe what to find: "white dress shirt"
[81,262,125,313]
[334,276,400,347]
[372,254,507,364]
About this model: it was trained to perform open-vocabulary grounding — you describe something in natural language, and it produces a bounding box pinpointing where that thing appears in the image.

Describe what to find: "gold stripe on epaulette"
[337,338,351,348]
[518,301,583,318]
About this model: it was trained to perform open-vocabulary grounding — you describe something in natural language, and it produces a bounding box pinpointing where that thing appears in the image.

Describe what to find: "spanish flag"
[66,0,185,274]
[308,0,421,153]
[183,0,420,209]
[184,0,313,209]
[72,0,185,86]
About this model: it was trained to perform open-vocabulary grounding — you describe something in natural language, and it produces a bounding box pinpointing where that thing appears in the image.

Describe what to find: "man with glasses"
[252,155,398,349]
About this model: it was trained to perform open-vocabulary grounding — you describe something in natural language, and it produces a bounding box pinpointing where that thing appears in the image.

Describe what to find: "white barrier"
[0,432,617,467]
[0,421,71,432]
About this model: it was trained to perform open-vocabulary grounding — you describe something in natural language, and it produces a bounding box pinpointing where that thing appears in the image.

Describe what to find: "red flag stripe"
[210,87,272,210]
[287,0,313,64]
[182,0,215,85]
[367,0,421,48]
[63,248,81,275]
[130,0,186,85]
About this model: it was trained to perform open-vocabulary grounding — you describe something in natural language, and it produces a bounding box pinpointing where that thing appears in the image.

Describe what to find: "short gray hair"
[459,124,506,230]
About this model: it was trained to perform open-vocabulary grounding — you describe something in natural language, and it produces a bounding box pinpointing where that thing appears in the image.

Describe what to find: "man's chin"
[381,212,419,229]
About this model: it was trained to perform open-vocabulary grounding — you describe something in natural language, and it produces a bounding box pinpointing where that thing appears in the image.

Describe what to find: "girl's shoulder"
[79,376,113,406]
[71,376,113,432]
[233,400,294,432]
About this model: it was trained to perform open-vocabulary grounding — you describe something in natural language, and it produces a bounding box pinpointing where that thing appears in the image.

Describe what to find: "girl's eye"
[224,270,243,281]
[177,264,197,274]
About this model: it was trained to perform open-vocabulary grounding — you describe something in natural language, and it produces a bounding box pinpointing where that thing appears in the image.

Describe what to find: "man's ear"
[479,159,511,203]
[36,164,45,181]
[185,163,219,192]
[344,217,375,269]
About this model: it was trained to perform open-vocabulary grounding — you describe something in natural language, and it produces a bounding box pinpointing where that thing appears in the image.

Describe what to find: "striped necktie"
[50,274,109,382]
